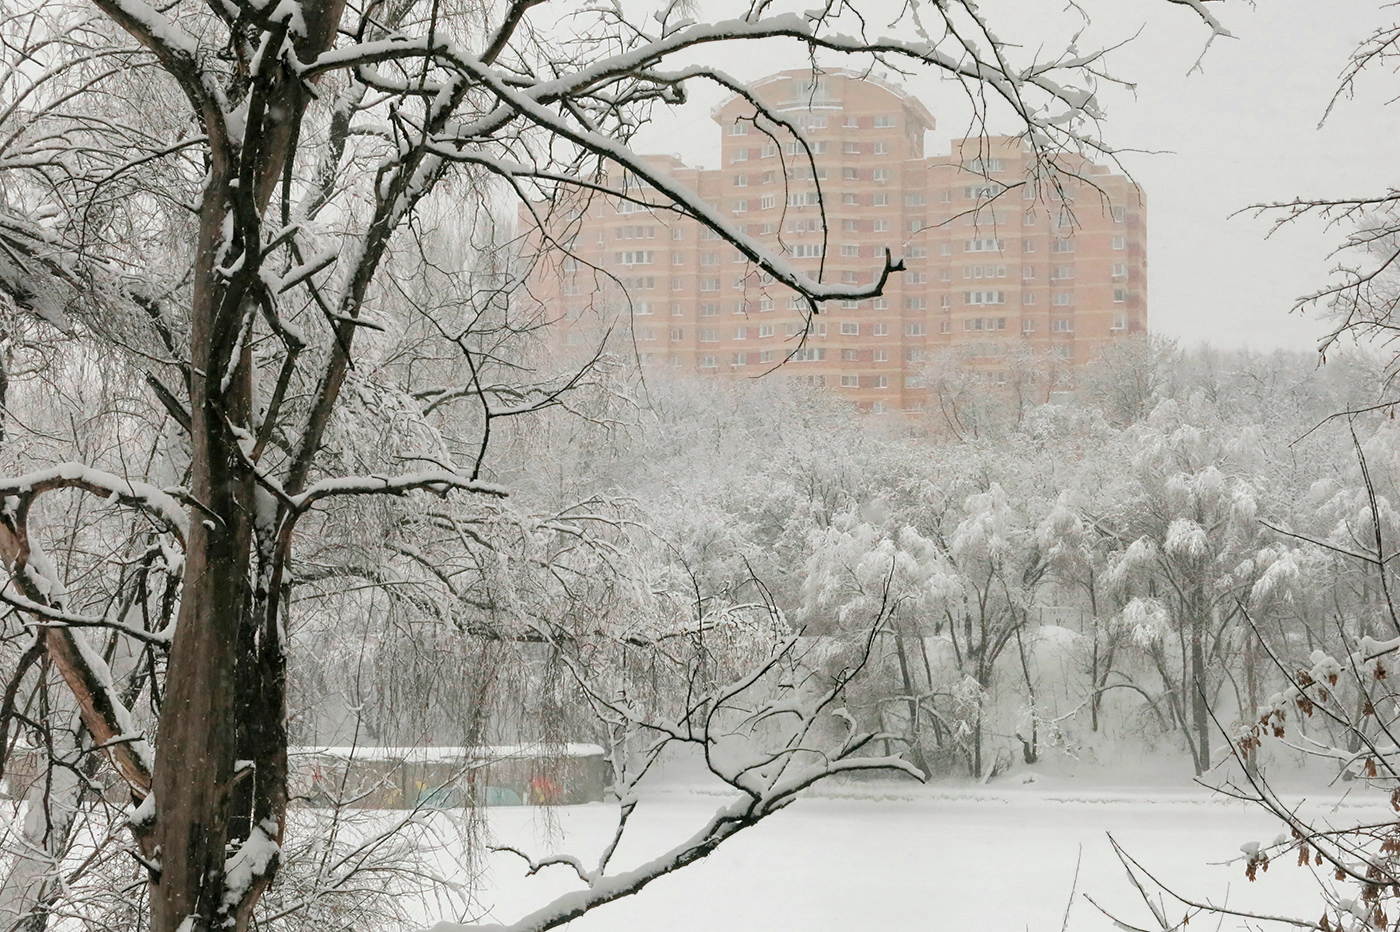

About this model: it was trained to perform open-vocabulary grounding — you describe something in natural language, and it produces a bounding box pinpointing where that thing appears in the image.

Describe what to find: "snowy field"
[451,780,1391,932]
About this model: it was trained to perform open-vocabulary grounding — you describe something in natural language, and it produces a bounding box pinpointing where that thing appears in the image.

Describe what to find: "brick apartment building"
[526,69,1147,412]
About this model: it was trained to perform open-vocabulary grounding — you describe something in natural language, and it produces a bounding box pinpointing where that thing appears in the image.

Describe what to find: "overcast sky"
[631,0,1399,355]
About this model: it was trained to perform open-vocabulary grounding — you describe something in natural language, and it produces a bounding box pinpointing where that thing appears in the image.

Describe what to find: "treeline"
[499,339,1395,780]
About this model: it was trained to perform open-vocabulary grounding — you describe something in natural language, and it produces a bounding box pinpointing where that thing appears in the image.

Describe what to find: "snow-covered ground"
[450,777,1390,931]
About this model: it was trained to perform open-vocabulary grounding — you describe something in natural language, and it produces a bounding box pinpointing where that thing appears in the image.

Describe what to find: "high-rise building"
[526,69,1146,412]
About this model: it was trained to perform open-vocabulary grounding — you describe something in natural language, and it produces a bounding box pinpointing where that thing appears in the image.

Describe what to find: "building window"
[940,295,951,308]
[908,218,926,233]
[1052,265,1073,281]
[616,250,653,265]
[759,350,774,363]
[874,375,889,388]
[635,301,653,315]
[1111,314,1129,331]
[1112,262,1127,279]
[873,297,888,310]
[1023,239,1037,253]
[701,303,718,316]
[671,227,685,241]
[842,219,860,233]
[734,326,748,340]
[728,122,748,136]
[758,324,774,337]
[873,348,889,362]
[904,296,927,310]
[760,195,776,209]
[669,327,684,340]
[873,169,891,183]
[1022,292,1036,306]
[670,303,683,316]
[905,271,927,284]
[732,149,749,163]
[1114,288,1128,303]
[1055,346,1073,360]
[1024,210,1036,227]
[905,322,925,336]
[1052,319,1073,332]
[732,352,748,365]
[873,193,889,207]
[733,173,748,186]
[700,278,719,291]
[965,290,1006,305]
[964,238,1002,253]
[1022,319,1035,332]
[700,328,718,342]
[940,243,953,256]
[840,348,858,361]
[872,219,891,232]
[1022,267,1035,280]
[873,323,889,336]
[1112,235,1126,250]
[840,375,859,388]
[905,193,928,207]
[840,322,859,335]
[874,115,896,128]
[1112,206,1127,223]
[844,142,861,155]
[732,199,748,213]
[1051,238,1075,253]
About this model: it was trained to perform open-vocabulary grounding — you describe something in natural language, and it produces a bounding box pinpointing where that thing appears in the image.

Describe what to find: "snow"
[223,818,280,908]
[433,781,1388,932]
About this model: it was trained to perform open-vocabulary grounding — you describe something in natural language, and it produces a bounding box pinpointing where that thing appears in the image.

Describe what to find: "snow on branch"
[289,470,508,513]
[434,589,918,932]
[0,463,189,545]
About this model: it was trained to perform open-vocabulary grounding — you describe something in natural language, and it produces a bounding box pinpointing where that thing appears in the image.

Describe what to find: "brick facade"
[528,69,1146,411]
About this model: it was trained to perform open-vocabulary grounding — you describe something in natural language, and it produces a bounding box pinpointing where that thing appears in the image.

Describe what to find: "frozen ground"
[447,775,1392,932]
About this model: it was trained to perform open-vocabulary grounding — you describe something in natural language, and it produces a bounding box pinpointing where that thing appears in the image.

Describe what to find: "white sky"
[631,0,1400,354]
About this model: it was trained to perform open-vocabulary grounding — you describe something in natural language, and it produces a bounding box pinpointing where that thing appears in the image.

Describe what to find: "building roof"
[710,68,937,129]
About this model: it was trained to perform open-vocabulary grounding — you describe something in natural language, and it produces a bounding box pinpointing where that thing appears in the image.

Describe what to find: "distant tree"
[1083,334,1181,427]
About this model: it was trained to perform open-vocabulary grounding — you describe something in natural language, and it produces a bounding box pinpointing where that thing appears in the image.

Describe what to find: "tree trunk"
[149,247,257,932]
[893,632,930,777]
[1190,608,1210,775]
